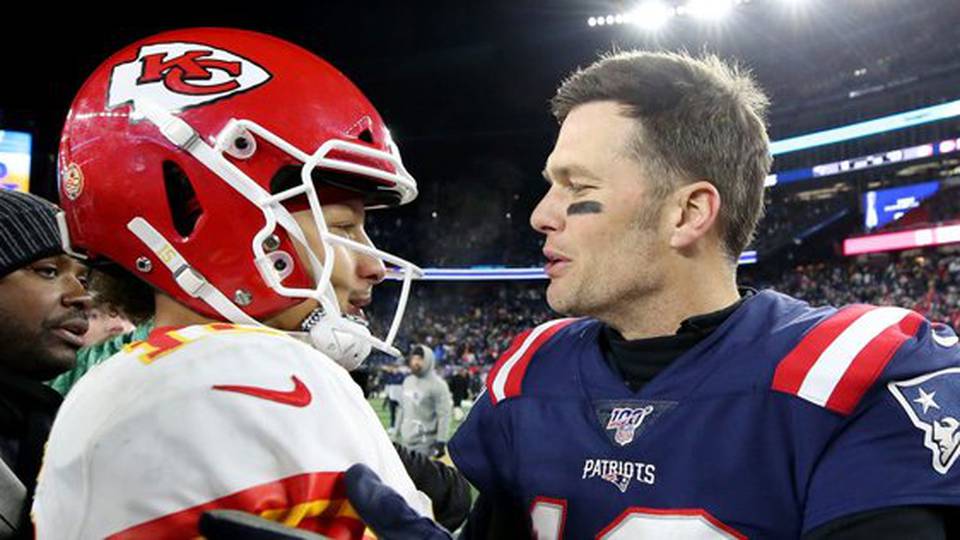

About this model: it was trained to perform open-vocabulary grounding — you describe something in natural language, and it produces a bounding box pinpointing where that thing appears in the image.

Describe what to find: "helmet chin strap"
[294,306,386,371]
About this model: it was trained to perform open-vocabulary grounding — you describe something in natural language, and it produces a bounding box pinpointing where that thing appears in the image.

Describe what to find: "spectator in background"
[0,189,91,538]
[448,366,470,421]
[394,344,453,457]
[382,363,405,431]
[48,269,153,397]
[80,299,135,348]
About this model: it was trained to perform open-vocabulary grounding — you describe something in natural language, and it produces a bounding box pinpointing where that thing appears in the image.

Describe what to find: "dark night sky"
[3,0,957,209]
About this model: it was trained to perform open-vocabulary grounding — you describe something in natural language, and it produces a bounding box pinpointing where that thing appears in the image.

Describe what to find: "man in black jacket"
[0,189,90,538]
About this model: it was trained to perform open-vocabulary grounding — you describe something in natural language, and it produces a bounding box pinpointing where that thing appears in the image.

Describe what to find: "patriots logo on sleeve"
[889,367,960,474]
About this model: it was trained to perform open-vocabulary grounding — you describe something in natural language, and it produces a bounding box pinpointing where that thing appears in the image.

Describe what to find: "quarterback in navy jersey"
[197,50,960,540]
[449,291,960,538]
[444,50,960,539]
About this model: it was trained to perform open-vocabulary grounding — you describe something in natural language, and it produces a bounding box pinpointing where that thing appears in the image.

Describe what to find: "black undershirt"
[598,290,749,392]
[593,289,949,540]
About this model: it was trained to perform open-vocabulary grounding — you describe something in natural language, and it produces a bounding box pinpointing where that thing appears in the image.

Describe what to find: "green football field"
[368,394,479,504]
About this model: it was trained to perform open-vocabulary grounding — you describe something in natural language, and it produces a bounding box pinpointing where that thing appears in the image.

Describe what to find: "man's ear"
[668,181,721,250]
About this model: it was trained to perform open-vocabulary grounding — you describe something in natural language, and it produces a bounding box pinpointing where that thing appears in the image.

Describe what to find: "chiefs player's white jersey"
[33,323,428,539]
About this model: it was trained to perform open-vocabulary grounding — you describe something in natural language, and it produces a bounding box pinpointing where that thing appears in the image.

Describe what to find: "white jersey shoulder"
[33,324,425,539]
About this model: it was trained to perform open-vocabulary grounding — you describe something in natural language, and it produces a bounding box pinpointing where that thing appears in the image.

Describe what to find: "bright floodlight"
[588,16,597,26]
[685,0,734,20]
[631,0,674,31]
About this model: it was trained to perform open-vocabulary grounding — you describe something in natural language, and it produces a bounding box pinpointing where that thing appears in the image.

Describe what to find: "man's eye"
[331,224,360,239]
[34,266,57,279]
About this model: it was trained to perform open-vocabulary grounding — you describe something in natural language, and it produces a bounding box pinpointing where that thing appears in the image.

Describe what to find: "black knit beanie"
[0,189,63,279]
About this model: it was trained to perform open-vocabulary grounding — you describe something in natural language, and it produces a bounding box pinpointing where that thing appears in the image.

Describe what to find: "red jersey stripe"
[824,310,924,414]
[107,471,361,540]
[502,319,577,400]
[772,304,874,395]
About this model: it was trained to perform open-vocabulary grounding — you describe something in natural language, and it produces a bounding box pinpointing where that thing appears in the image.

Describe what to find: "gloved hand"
[344,463,453,540]
[430,441,447,459]
[198,465,453,540]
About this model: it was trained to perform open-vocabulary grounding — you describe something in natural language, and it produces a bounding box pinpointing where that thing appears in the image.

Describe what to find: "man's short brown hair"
[551,50,773,262]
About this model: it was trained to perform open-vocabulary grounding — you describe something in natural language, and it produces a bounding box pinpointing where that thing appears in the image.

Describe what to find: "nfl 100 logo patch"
[607,407,654,446]
[594,400,675,448]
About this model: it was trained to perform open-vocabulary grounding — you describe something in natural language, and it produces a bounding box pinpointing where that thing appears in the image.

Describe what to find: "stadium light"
[588,0,759,30]
[631,1,675,31]
[684,0,734,21]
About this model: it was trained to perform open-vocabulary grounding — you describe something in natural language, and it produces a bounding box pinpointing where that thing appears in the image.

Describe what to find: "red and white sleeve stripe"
[487,318,577,405]
[772,305,925,415]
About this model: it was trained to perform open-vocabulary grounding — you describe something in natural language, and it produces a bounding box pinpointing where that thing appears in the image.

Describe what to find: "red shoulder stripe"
[824,310,924,414]
[772,304,873,396]
[773,305,923,414]
[487,319,577,405]
[485,328,533,402]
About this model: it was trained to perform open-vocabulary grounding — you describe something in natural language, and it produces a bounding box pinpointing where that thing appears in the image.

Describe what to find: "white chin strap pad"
[308,316,374,371]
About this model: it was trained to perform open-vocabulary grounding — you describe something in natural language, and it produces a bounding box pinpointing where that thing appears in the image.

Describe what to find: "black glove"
[430,441,447,459]
[344,463,452,540]
[199,510,331,539]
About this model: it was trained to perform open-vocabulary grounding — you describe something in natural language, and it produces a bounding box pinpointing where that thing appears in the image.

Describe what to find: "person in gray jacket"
[394,344,453,457]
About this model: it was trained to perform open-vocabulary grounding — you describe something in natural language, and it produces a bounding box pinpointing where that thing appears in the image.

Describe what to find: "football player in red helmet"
[33,28,429,539]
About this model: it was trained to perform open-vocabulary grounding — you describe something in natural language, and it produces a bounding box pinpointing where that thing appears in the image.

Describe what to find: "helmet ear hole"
[269,164,300,195]
[163,161,203,239]
[356,129,374,144]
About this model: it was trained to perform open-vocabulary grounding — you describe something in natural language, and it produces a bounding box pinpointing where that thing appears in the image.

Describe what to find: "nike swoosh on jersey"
[212,375,312,407]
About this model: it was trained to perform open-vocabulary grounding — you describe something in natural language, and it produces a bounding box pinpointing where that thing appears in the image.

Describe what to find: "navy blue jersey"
[448,290,960,539]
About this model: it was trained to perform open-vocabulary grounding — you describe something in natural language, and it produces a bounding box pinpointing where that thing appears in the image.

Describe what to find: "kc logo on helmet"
[107,42,272,112]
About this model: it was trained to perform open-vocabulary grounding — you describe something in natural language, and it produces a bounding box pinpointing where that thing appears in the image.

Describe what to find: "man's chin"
[35,348,78,381]
[546,284,578,316]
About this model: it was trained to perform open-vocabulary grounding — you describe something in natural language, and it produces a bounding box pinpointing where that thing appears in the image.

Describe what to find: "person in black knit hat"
[0,189,90,539]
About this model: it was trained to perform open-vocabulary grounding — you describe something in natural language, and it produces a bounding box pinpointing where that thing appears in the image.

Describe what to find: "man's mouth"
[52,318,90,348]
[346,296,371,320]
[543,248,572,278]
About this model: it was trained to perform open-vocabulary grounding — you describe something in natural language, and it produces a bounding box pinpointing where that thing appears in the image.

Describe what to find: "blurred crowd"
[356,249,960,398]
[762,250,960,329]
[364,281,555,403]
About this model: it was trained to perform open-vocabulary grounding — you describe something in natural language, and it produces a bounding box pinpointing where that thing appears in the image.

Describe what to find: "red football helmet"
[57,28,422,364]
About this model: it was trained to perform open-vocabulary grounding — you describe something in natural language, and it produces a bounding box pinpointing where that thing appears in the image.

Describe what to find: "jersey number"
[531,500,746,540]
